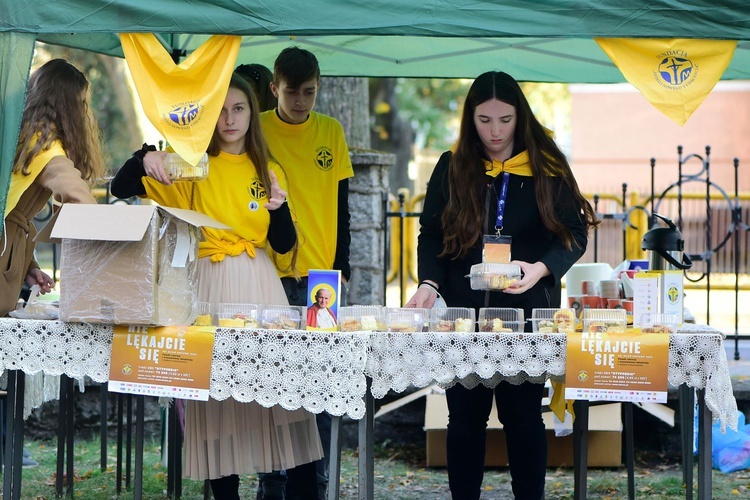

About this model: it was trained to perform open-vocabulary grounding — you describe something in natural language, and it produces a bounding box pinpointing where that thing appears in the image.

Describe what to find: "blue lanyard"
[495,172,510,231]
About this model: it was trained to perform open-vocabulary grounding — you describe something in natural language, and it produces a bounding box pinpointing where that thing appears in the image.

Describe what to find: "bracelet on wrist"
[418,281,440,296]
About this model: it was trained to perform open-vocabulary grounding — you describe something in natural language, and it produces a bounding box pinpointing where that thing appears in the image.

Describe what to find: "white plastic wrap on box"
[59,211,200,325]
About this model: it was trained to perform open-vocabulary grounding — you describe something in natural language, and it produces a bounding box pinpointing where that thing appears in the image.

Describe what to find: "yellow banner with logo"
[120,33,241,166]
[596,38,737,126]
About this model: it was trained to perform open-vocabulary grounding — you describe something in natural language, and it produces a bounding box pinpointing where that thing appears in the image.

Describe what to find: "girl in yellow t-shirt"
[111,74,322,498]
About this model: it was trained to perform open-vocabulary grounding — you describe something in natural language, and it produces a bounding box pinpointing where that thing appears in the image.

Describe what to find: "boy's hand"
[143,151,171,185]
[265,170,288,210]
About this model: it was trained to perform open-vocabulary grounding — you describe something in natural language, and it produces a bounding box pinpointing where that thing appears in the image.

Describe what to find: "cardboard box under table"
[39,204,227,325]
[424,393,622,467]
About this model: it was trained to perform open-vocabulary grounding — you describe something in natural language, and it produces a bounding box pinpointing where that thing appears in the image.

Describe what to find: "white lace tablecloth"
[365,324,738,430]
[0,319,368,419]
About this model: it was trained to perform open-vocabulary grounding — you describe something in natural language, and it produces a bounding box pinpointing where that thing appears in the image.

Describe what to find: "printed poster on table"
[109,325,215,400]
[564,328,670,403]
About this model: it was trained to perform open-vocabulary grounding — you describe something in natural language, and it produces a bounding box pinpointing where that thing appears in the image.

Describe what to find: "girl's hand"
[405,283,438,308]
[503,260,550,294]
[264,170,288,210]
[25,268,54,294]
[142,151,171,185]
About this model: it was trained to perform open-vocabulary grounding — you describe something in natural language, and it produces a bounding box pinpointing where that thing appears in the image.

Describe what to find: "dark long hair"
[441,71,598,258]
[13,59,106,182]
[235,63,277,112]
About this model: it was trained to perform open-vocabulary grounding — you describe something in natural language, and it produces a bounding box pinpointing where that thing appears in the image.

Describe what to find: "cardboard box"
[424,393,622,468]
[38,204,228,325]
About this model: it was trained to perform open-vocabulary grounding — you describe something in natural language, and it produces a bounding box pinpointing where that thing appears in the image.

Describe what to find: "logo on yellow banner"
[655,49,696,89]
[167,102,203,128]
[596,38,737,126]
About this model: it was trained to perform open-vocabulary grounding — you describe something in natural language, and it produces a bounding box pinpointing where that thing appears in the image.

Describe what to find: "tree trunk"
[315,77,370,149]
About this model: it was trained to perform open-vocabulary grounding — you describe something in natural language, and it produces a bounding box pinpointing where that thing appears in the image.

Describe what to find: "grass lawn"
[11,439,750,499]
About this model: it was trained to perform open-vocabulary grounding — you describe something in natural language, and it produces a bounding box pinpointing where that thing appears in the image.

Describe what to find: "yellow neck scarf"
[484,151,533,178]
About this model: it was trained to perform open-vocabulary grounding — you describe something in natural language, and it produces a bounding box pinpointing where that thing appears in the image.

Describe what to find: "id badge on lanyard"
[482,172,512,263]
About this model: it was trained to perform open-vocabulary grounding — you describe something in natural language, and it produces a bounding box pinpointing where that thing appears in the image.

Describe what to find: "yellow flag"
[120,34,241,166]
[596,38,737,126]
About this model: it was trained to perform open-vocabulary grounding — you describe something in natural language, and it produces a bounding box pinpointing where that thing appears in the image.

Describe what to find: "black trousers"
[445,381,547,500]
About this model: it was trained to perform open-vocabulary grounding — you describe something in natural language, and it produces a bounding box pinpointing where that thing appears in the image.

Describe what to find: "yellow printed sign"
[564,328,669,402]
[596,38,736,126]
[109,325,215,400]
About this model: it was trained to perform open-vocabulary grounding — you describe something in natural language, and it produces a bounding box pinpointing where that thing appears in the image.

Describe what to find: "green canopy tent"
[3,0,750,219]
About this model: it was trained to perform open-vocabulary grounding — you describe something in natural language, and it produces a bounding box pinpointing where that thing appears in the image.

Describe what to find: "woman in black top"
[406,71,598,499]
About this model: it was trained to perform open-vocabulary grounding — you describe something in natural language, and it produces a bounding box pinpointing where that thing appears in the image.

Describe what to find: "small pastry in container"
[193,301,214,326]
[386,308,429,332]
[261,305,304,330]
[164,152,209,181]
[467,263,522,291]
[639,313,678,334]
[429,307,475,332]
[582,308,627,334]
[531,308,576,333]
[217,303,260,328]
[478,307,524,333]
[338,305,385,332]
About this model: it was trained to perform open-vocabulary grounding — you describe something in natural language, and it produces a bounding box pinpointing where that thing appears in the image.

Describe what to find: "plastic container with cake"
[582,308,627,333]
[639,312,678,334]
[385,308,429,332]
[193,301,214,326]
[531,308,576,333]
[429,307,476,332]
[338,305,385,332]
[467,263,522,291]
[478,307,524,333]
[216,302,260,329]
[261,305,304,330]
[164,152,209,181]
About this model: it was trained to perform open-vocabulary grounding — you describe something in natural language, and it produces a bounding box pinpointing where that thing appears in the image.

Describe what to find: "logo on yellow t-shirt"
[315,146,334,171]
[248,178,267,200]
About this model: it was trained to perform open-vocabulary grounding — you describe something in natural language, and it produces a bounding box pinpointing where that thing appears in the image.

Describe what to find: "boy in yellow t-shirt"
[258,47,353,500]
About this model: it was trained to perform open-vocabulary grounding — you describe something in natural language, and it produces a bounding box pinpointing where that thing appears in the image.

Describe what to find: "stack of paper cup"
[599,280,621,299]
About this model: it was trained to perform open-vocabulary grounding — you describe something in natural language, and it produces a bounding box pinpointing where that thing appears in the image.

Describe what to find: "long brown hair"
[208,74,299,272]
[13,58,106,182]
[442,71,598,259]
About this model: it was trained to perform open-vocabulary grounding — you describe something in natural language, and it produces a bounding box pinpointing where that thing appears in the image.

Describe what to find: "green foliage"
[393,78,572,153]
[394,78,471,151]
